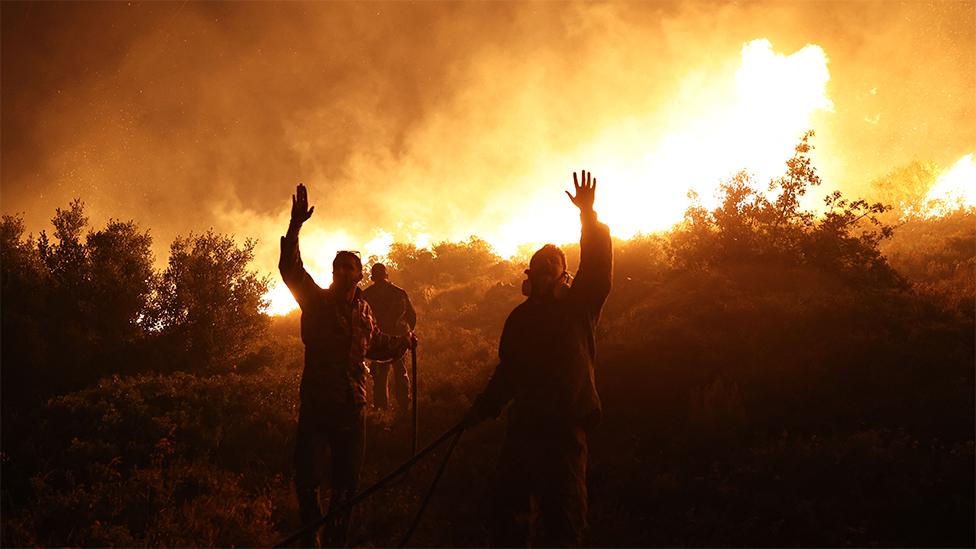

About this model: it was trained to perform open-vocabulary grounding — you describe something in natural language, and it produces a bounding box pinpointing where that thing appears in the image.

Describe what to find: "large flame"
[264,38,833,316]
[917,154,976,218]
[476,38,832,256]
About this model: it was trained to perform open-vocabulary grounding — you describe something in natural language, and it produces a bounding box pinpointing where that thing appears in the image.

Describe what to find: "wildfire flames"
[2,4,970,320]
[489,38,833,251]
[264,38,835,316]
[917,154,976,218]
[263,37,972,316]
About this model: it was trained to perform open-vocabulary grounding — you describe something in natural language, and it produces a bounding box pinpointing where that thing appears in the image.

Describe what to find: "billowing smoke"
[3,1,973,308]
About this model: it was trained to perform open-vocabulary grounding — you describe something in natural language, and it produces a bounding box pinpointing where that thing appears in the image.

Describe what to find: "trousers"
[294,402,365,547]
[490,424,589,547]
[371,355,410,411]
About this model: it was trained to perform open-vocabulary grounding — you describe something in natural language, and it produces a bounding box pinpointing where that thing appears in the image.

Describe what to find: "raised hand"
[291,183,315,225]
[566,170,596,212]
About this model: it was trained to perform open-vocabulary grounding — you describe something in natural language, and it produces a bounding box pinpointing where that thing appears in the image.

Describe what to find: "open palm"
[291,183,314,225]
[566,170,596,212]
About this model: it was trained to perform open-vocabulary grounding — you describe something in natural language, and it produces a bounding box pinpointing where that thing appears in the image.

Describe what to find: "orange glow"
[263,227,427,316]
[263,228,401,316]
[264,282,299,317]
[917,154,976,218]
[264,38,834,316]
[474,39,833,257]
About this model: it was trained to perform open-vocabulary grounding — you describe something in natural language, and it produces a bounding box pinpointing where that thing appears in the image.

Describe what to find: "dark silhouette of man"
[280,183,414,548]
[363,263,417,416]
[464,170,612,547]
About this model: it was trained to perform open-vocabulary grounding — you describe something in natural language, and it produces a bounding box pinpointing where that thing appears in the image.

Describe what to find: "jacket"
[363,281,417,337]
[473,210,613,429]
[280,232,408,406]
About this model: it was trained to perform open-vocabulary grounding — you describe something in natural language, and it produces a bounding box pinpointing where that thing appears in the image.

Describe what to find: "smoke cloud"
[3,1,973,284]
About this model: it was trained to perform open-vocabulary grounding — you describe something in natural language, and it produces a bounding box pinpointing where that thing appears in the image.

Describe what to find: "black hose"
[398,427,463,547]
[273,422,465,548]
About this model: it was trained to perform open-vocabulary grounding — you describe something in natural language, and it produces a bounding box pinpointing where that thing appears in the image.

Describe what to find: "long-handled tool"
[411,341,418,455]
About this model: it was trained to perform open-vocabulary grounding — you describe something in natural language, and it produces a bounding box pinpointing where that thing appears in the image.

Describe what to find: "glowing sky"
[2,1,974,315]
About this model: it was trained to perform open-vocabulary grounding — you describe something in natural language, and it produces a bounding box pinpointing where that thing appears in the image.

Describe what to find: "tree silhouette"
[670,132,899,286]
[147,231,270,373]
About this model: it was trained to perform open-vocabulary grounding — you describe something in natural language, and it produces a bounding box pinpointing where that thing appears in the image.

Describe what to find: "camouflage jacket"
[473,210,613,430]
[280,233,408,407]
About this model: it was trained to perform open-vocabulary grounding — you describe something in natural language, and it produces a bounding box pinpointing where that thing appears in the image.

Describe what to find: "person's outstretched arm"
[279,183,322,308]
[567,170,613,319]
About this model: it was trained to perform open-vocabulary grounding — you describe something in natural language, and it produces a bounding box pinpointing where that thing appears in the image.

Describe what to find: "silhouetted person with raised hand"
[280,183,414,548]
[464,170,612,547]
[363,263,417,418]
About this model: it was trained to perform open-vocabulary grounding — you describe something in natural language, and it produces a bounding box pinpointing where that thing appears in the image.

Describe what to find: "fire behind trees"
[1,137,973,546]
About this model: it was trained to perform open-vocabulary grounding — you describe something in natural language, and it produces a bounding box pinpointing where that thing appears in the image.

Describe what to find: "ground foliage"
[2,136,973,546]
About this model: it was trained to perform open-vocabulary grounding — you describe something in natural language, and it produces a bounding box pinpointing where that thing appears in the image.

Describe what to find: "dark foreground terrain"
[3,146,973,546]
